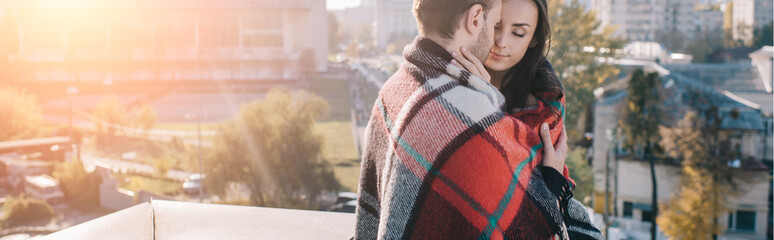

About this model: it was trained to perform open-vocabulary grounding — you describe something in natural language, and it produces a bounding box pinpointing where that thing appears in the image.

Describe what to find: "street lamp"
[67,86,79,160]
[185,112,203,203]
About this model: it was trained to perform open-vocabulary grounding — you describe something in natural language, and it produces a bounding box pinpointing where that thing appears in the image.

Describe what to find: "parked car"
[328,200,357,213]
[334,192,357,204]
[327,192,358,213]
[24,174,64,203]
[182,174,205,195]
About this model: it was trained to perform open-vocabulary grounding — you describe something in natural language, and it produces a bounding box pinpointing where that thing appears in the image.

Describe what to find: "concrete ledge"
[42,200,355,240]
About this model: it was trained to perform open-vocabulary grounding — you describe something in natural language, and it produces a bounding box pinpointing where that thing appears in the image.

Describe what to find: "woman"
[453,0,570,193]
[488,0,570,181]
[452,0,603,238]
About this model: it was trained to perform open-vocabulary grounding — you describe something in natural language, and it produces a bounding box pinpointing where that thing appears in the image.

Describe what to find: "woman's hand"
[451,46,491,83]
[540,123,567,172]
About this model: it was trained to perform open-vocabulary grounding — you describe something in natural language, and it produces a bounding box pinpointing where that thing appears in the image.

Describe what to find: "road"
[80,153,191,182]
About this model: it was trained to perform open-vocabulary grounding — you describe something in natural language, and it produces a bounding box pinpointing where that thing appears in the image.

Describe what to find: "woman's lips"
[489,51,509,60]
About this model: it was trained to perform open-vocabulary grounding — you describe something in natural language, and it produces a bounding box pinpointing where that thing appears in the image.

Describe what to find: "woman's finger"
[540,123,555,154]
[461,47,487,76]
[452,50,480,77]
[556,126,568,154]
[451,59,463,68]
[460,47,490,82]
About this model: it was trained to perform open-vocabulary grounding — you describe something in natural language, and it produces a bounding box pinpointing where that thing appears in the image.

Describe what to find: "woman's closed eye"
[512,31,525,37]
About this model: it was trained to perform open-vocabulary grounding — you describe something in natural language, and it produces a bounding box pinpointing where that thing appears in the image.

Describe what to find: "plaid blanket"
[506,64,575,188]
[355,37,602,239]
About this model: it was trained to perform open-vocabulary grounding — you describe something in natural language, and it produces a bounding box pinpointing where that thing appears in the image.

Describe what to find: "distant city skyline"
[328,0,362,10]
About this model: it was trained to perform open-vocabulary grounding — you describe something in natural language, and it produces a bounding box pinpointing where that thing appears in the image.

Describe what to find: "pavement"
[80,153,191,182]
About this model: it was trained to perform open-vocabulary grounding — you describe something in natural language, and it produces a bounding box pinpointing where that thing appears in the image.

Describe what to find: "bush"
[53,159,102,207]
[1,194,55,228]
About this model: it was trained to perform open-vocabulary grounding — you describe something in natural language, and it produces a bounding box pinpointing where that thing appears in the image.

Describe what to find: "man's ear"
[464,4,485,35]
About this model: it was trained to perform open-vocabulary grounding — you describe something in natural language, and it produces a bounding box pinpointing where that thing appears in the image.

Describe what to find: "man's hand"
[540,123,567,172]
[451,47,491,83]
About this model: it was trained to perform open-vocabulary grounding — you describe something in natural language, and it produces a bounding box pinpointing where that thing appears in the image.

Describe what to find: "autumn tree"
[204,87,340,209]
[328,13,343,51]
[53,158,102,207]
[547,0,625,143]
[134,105,157,132]
[657,108,755,239]
[618,69,664,240]
[566,147,594,204]
[0,86,42,141]
[94,96,158,145]
[93,96,127,146]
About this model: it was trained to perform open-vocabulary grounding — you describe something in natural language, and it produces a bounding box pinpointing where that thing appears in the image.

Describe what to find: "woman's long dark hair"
[499,0,563,115]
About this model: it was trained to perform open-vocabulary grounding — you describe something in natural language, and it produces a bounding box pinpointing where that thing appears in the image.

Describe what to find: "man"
[355,0,602,239]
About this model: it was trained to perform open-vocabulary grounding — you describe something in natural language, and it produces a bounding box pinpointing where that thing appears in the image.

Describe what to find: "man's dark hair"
[413,0,497,39]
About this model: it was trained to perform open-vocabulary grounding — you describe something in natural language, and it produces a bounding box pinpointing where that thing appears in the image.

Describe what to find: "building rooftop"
[42,200,355,239]
[662,63,767,93]
[0,137,70,153]
[24,175,58,189]
[596,68,765,131]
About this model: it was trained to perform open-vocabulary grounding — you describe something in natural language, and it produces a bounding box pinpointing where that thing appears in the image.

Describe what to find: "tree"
[0,86,41,141]
[0,194,55,229]
[657,107,754,239]
[204,87,340,209]
[328,13,343,51]
[656,29,686,52]
[547,0,625,144]
[135,105,157,132]
[53,159,102,207]
[154,157,172,178]
[684,31,724,63]
[618,69,664,240]
[566,147,594,205]
[753,22,773,49]
[93,96,127,146]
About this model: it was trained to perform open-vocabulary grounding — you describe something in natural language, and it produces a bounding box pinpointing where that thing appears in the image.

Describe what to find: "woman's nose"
[494,33,506,49]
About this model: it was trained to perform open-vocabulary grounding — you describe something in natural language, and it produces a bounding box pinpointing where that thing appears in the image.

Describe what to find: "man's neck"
[424,34,466,58]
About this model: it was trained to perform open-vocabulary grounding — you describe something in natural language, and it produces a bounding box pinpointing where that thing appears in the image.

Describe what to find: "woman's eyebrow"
[511,23,531,27]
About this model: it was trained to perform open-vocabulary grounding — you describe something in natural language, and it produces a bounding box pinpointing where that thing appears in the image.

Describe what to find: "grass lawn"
[307,77,352,122]
[333,162,361,193]
[154,123,219,132]
[314,121,361,192]
[117,174,181,196]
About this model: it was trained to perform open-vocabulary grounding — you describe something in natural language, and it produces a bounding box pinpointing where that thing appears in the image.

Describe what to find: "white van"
[24,174,64,203]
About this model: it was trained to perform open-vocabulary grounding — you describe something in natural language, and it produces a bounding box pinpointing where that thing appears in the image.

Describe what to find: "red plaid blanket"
[355,37,602,239]
[508,89,575,188]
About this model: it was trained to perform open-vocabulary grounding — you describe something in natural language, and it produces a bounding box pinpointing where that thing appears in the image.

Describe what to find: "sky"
[327,0,361,10]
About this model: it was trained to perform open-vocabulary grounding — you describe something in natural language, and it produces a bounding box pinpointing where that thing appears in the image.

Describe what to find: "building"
[695,5,725,33]
[592,60,772,239]
[731,0,774,44]
[592,0,722,48]
[330,0,376,52]
[749,46,773,93]
[0,0,328,85]
[375,0,417,49]
[329,4,375,36]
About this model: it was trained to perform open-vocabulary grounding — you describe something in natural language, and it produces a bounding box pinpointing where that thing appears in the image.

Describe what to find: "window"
[623,202,633,218]
[728,210,756,232]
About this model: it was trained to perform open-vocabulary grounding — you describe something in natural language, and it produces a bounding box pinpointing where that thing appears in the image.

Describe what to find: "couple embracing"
[355,0,604,239]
